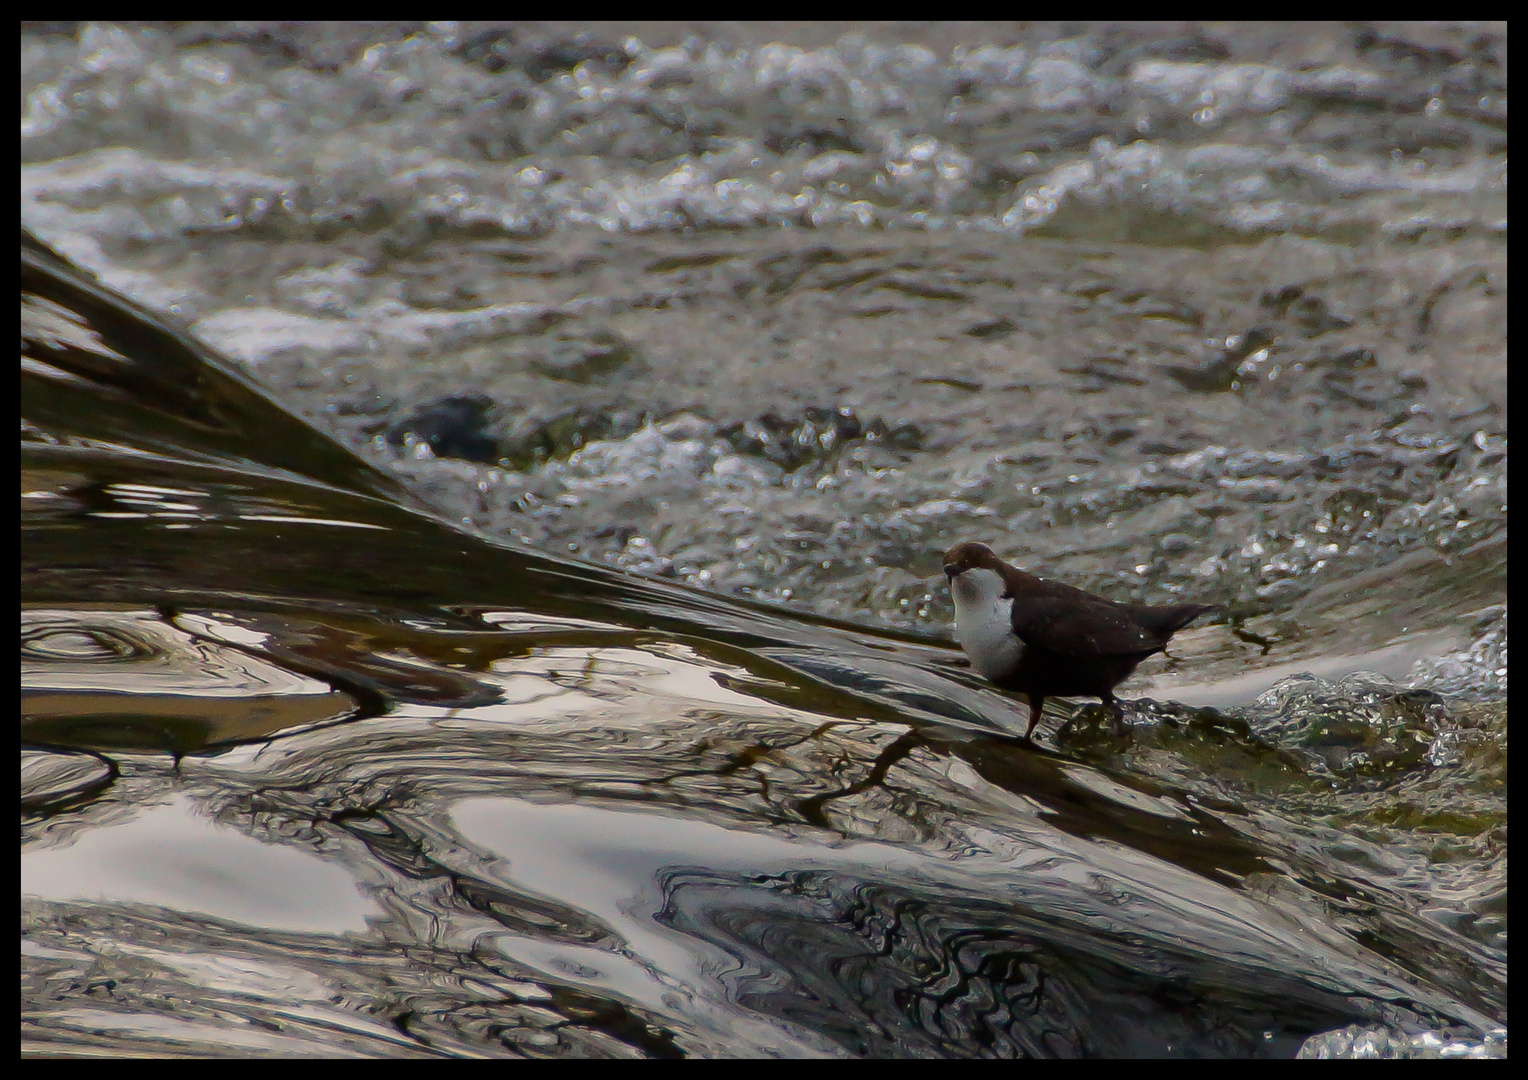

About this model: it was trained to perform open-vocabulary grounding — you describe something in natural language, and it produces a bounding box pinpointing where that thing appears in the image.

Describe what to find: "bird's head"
[941,541,1004,581]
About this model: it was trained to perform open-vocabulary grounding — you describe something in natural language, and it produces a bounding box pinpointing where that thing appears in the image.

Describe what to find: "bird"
[942,541,1210,738]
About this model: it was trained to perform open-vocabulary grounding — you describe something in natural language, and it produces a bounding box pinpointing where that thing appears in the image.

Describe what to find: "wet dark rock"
[499,408,642,468]
[720,407,921,470]
[385,395,499,463]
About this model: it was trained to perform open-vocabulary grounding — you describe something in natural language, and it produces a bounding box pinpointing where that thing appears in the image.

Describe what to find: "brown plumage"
[942,541,1209,738]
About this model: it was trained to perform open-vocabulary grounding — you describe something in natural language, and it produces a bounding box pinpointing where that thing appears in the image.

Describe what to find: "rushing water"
[22,22,1505,1057]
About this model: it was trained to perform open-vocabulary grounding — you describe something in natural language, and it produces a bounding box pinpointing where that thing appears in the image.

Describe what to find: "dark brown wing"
[1009,596,1206,659]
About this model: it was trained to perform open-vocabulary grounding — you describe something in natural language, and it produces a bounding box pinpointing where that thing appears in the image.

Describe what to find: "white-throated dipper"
[942,541,1210,738]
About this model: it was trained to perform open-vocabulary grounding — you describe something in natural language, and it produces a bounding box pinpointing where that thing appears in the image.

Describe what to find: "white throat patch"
[950,567,1022,680]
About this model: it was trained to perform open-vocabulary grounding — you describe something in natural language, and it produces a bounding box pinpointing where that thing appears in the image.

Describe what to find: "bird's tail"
[1140,603,1212,636]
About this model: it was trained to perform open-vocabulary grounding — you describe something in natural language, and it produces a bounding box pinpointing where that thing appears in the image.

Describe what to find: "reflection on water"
[22,607,356,754]
[22,795,375,935]
[23,588,1505,1055]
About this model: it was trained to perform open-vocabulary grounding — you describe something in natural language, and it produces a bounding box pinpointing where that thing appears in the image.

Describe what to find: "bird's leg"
[1024,695,1045,738]
[1102,693,1127,733]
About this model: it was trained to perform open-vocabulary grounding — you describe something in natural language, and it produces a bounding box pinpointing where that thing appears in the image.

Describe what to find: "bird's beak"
[943,564,958,582]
